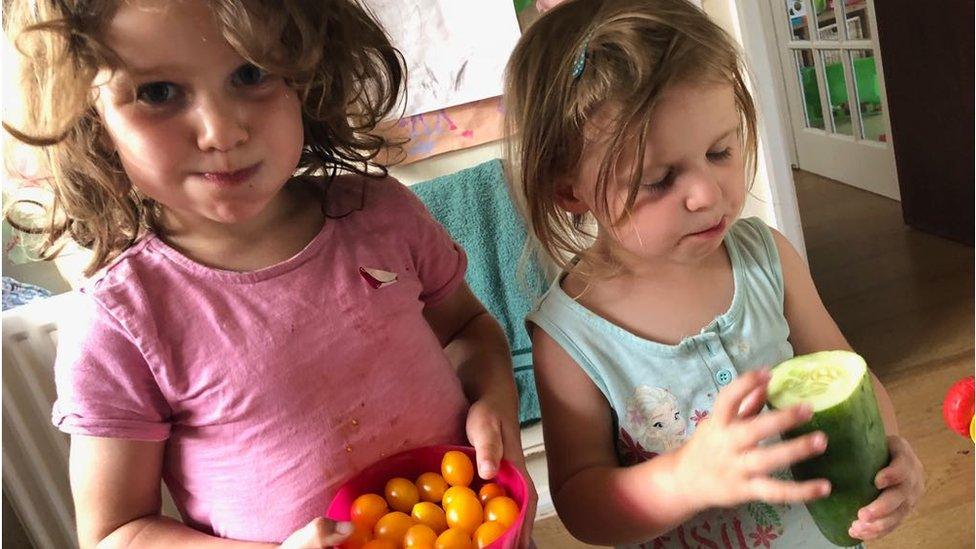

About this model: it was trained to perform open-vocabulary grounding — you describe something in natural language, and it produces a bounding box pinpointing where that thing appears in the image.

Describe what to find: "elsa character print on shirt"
[620,386,688,462]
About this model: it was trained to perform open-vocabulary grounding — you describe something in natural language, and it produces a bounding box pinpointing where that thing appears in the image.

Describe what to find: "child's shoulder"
[322,172,431,227]
[81,235,167,301]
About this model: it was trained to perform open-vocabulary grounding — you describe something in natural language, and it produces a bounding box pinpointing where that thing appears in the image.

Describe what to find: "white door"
[768,0,899,200]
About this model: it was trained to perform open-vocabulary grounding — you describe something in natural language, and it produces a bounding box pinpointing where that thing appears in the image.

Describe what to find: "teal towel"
[411,159,546,425]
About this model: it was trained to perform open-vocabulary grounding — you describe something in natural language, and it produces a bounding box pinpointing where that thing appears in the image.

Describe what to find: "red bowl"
[326,445,528,548]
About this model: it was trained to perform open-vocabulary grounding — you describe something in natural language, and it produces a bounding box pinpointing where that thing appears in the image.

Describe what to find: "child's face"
[566,81,747,271]
[93,1,304,230]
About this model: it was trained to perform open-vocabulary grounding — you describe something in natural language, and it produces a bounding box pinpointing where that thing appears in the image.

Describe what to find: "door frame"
[727,0,807,258]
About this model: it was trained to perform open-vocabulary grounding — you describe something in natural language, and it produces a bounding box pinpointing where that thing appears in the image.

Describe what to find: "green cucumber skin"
[779,371,890,547]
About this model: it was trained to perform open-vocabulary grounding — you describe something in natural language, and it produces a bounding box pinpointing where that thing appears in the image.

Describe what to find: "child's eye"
[136,82,181,105]
[653,422,664,428]
[641,170,674,194]
[232,63,270,87]
[707,148,733,161]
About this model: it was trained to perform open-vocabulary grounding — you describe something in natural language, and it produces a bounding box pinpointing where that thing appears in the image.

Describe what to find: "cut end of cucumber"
[768,351,868,412]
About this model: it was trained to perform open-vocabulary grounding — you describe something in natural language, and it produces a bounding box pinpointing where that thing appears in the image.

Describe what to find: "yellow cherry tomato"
[483,496,519,528]
[441,450,475,487]
[338,524,373,549]
[477,483,506,505]
[404,523,439,547]
[412,501,449,533]
[444,493,483,534]
[385,477,421,513]
[442,486,477,509]
[416,472,450,503]
[361,540,397,549]
[473,521,508,549]
[435,527,474,549]
[374,511,415,544]
[351,493,390,531]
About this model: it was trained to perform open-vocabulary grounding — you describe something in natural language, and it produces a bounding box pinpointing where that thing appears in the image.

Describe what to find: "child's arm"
[70,436,350,549]
[423,282,537,544]
[771,229,924,541]
[532,329,829,546]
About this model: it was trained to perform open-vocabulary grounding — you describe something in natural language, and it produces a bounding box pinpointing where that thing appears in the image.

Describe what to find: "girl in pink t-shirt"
[5,1,535,547]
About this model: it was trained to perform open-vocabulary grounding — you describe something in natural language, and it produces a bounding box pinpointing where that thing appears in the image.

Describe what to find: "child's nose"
[683,171,721,212]
[194,96,249,152]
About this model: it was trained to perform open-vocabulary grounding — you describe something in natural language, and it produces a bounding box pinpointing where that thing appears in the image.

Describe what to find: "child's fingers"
[736,383,768,418]
[875,462,910,491]
[278,517,353,548]
[740,404,814,447]
[742,432,827,474]
[712,369,771,424]
[850,501,908,541]
[468,419,504,479]
[747,477,831,504]
[857,485,908,522]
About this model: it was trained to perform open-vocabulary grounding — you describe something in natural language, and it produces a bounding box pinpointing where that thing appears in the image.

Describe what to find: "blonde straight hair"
[504,0,758,277]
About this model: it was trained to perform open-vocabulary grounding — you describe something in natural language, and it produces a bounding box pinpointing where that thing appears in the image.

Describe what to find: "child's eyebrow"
[112,62,184,79]
[711,125,741,144]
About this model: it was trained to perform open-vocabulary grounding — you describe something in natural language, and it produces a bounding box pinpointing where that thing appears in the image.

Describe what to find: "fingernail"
[480,463,497,478]
[821,481,832,495]
[336,521,354,535]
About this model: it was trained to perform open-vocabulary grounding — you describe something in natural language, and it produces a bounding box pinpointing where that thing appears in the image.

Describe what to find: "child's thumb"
[281,517,353,548]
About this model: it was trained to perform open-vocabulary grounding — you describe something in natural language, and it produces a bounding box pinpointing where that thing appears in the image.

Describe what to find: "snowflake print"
[618,428,658,466]
[734,339,751,355]
[692,409,709,425]
[749,524,779,548]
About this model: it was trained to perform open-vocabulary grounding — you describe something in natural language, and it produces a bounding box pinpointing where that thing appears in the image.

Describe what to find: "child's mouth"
[687,217,727,238]
[199,163,261,186]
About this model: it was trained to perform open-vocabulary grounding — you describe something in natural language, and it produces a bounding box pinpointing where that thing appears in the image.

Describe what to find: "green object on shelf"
[852,56,880,105]
[800,66,824,125]
[799,55,879,123]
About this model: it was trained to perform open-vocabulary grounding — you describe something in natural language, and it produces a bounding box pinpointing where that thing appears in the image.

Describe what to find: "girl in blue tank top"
[503,0,923,547]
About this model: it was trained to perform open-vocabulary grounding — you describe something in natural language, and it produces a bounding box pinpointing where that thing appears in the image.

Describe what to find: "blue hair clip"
[572,40,589,80]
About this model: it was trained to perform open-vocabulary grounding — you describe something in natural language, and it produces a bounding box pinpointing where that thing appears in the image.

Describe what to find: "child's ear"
[554,180,590,215]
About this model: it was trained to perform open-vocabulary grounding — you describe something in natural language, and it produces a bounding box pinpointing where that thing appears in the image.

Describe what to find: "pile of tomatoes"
[342,450,520,549]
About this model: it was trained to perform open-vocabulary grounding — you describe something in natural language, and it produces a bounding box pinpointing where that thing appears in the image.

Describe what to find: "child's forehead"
[102,0,230,72]
[583,82,740,159]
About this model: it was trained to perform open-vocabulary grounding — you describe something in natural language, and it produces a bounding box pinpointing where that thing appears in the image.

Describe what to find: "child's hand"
[674,370,832,511]
[848,435,924,541]
[466,396,538,549]
[277,517,352,549]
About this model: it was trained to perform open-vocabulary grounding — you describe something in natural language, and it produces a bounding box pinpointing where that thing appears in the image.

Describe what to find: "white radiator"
[2,292,178,549]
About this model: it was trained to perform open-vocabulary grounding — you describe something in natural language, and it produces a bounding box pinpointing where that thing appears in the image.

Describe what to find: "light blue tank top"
[528,217,846,548]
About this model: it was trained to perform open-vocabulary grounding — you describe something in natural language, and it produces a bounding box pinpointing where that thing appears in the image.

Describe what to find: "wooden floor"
[532,171,975,548]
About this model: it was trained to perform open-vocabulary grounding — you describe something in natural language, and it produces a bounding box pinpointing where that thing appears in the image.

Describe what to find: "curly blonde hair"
[4,0,405,275]
[504,0,758,276]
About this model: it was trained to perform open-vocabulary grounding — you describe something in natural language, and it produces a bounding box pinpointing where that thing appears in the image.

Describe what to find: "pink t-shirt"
[52,175,470,542]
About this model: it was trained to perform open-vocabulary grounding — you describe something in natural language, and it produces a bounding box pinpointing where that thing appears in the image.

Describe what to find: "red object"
[326,445,528,548]
[942,376,975,437]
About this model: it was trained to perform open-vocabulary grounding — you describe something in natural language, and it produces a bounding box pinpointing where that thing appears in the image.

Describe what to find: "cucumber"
[767,351,890,547]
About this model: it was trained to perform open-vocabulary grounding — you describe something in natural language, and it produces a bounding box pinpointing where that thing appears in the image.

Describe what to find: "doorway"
[768,0,899,200]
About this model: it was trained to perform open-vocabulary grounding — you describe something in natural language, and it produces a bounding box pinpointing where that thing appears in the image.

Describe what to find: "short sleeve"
[383,180,468,306]
[51,293,171,441]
